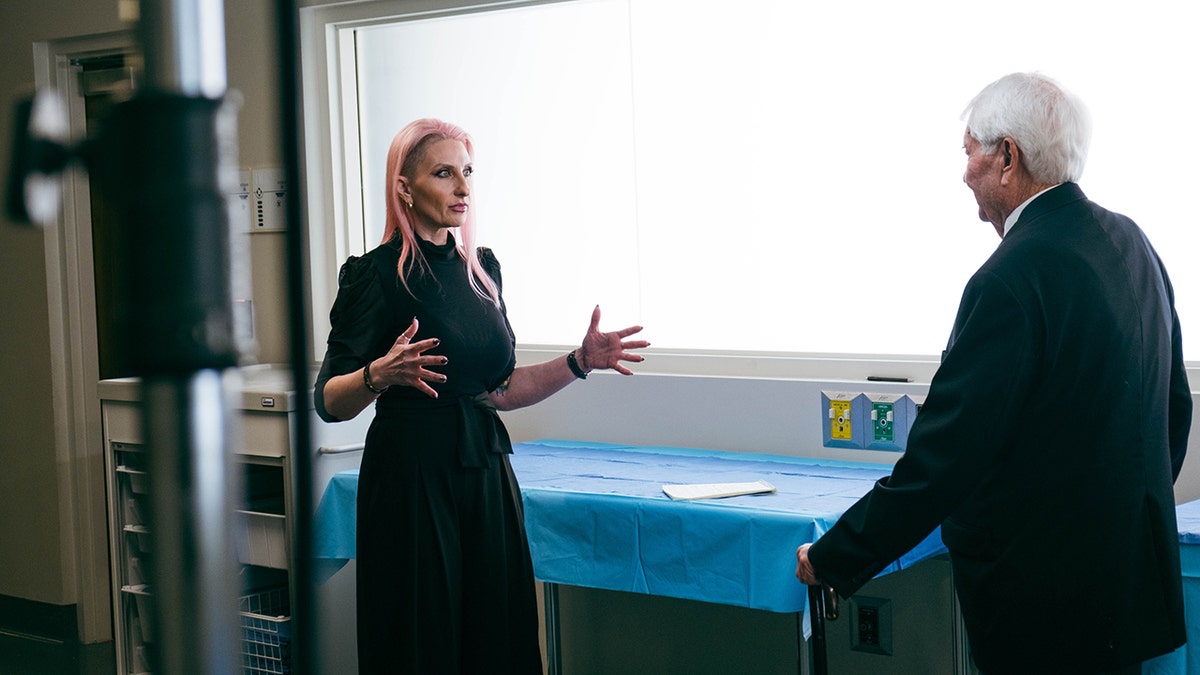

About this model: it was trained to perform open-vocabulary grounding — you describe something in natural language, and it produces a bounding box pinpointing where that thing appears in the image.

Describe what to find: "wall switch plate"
[227,169,253,233]
[251,168,287,232]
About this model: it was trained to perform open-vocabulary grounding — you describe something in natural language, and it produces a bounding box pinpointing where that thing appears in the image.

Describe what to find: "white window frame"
[301,0,539,363]
[298,0,1200,384]
[297,0,940,382]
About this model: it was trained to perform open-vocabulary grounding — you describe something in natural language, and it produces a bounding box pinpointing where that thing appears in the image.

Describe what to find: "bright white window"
[303,0,1200,362]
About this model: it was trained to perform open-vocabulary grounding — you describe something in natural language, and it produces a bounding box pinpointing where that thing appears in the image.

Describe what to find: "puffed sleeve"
[478,247,518,391]
[477,246,504,294]
[313,255,390,422]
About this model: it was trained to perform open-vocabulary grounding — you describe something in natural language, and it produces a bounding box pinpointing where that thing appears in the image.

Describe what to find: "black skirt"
[355,399,542,674]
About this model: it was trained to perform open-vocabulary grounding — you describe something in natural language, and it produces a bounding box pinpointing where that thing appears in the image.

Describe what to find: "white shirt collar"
[1003,184,1060,237]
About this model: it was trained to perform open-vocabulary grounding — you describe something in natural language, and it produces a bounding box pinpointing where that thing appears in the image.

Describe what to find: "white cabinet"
[100,365,370,675]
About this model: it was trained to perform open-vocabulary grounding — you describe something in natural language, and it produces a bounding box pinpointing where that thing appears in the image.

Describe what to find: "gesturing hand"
[372,317,448,398]
[576,305,649,376]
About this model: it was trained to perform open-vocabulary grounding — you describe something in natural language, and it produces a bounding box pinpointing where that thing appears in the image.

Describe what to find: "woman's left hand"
[576,305,649,376]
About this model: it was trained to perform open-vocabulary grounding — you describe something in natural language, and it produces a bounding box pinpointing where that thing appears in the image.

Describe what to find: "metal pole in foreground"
[7,2,245,668]
[103,1,242,672]
[271,0,318,671]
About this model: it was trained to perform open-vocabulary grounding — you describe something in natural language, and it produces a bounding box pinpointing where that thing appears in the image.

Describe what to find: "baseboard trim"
[0,594,78,643]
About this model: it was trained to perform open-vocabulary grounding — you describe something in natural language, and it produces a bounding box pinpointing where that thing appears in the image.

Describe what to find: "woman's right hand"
[370,318,448,398]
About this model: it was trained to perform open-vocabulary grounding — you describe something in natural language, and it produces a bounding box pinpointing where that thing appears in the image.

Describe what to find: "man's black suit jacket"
[808,183,1192,673]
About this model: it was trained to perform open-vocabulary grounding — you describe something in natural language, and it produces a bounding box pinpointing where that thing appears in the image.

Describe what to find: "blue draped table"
[314,439,946,612]
[314,441,1200,673]
[1145,499,1200,674]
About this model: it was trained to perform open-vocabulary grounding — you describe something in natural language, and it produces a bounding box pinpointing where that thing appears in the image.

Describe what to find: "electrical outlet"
[858,604,880,646]
[907,393,926,417]
[850,596,892,655]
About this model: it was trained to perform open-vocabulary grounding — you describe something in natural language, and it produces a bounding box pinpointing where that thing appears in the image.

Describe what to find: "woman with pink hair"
[315,118,648,673]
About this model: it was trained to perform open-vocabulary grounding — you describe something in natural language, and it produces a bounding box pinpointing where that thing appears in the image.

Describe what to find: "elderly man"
[796,72,1191,674]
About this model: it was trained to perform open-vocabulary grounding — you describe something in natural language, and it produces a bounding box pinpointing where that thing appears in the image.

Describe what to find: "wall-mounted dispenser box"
[821,391,866,449]
[864,392,917,452]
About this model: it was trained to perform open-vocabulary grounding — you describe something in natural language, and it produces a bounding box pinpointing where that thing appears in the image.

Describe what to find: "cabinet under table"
[99,366,369,675]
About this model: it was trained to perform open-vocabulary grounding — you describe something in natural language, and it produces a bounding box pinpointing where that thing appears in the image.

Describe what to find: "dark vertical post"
[272,0,319,672]
[7,3,246,669]
[93,1,243,672]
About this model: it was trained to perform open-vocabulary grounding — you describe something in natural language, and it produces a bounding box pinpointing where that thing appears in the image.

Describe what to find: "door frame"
[33,29,134,644]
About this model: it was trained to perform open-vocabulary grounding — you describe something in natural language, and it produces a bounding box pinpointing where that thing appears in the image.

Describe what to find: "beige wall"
[225,0,291,367]
[0,0,120,607]
[0,0,301,608]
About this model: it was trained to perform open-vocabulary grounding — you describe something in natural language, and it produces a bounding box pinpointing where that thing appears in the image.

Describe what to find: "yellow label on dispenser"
[830,400,853,440]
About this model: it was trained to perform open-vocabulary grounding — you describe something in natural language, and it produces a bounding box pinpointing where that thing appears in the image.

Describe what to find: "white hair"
[962,72,1092,184]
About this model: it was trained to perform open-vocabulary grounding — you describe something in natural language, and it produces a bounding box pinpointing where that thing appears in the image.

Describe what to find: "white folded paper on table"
[662,479,777,501]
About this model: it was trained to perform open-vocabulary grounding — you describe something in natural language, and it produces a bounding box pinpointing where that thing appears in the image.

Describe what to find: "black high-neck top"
[314,234,516,422]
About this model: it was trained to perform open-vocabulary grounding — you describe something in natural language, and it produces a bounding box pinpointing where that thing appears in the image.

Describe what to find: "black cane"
[808,584,839,675]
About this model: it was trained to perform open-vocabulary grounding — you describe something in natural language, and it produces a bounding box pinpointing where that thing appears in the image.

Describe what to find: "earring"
[405,198,413,208]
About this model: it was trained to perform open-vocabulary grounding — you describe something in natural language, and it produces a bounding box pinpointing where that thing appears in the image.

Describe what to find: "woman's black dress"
[314,235,542,674]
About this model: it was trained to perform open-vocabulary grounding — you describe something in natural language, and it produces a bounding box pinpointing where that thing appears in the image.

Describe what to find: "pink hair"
[380,118,500,306]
